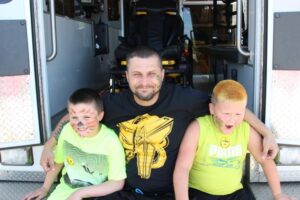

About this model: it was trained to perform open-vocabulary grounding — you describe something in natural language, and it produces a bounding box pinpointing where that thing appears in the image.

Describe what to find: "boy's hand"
[274,193,298,200]
[23,187,48,200]
[262,133,279,160]
[40,145,55,172]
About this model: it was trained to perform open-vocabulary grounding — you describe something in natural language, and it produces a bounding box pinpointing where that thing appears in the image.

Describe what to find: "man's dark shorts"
[85,189,175,200]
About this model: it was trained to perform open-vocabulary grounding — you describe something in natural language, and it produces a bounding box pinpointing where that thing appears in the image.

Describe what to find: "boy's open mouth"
[225,125,233,129]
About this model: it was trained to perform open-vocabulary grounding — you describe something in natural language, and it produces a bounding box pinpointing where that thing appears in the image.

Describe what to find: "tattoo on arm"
[53,118,69,140]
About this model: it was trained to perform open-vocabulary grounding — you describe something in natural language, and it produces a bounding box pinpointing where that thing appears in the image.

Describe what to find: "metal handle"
[236,0,250,57]
[277,142,300,147]
[46,0,57,61]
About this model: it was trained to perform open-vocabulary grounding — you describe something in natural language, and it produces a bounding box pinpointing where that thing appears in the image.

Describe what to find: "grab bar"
[46,0,57,61]
[236,0,250,57]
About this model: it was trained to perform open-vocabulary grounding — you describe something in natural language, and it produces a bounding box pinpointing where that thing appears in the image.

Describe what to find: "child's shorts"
[189,188,255,200]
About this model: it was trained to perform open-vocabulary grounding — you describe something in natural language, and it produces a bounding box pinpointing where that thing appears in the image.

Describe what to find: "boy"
[173,80,296,200]
[23,88,126,200]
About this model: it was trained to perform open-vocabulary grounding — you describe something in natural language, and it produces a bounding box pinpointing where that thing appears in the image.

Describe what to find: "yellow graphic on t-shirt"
[66,156,75,166]
[208,144,243,168]
[118,114,173,179]
[220,136,230,148]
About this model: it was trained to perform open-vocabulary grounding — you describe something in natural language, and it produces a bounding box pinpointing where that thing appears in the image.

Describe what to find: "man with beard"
[40,46,278,200]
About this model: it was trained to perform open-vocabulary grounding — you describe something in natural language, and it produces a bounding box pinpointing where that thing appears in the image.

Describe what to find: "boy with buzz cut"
[173,80,297,200]
[23,88,126,200]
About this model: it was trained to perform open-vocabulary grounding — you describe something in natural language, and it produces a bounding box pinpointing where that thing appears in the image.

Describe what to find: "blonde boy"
[23,88,126,200]
[173,80,296,200]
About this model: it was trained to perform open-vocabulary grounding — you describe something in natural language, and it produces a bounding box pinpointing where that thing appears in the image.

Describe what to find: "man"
[41,46,278,200]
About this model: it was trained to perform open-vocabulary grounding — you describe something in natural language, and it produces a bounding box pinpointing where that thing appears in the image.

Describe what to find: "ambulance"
[0,0,299,199]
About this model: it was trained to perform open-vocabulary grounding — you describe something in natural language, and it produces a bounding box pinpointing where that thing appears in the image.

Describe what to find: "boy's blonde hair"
[211,80,247,104]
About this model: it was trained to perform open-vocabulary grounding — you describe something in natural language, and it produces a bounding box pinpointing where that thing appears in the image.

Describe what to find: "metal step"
[0,181,58,200]
[250,182,300,199]
[0,181,43,200]
[1,181,299,200]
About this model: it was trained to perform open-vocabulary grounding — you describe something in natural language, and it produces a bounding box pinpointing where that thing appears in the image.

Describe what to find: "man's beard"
[132,79,163,101]
[134,89,160,101]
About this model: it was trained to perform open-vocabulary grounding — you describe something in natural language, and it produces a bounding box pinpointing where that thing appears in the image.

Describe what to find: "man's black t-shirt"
[102,83,209,193]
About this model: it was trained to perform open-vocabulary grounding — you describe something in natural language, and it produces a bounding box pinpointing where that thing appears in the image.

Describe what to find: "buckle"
[134,188,144,195]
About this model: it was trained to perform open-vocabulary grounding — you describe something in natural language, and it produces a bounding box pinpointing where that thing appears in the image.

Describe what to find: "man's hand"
[262,133,279,160]
[244,109,279,160]
[40,115,68,172]
[40,137,56,172]
[40,145,55,172]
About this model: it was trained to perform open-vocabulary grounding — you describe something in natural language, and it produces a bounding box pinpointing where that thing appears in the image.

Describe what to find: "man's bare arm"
[244,109,279,159]
[52,114,69,140]
[40,114,69,172]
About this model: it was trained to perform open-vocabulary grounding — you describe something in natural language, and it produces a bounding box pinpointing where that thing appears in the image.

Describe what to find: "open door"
[249,0,300,182]
[0,0,45,149]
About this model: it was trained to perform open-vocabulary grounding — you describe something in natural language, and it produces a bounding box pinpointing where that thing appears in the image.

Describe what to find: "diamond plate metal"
[0,75,35,144]
[0,182,43,200]
[250,182,300,199]
[269,70,300,140]
[0,181,57,200]
[250,70,300,182]
[0,170,45,182]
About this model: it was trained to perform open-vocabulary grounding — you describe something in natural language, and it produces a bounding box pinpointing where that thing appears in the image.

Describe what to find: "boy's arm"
[23,163,63,200]
[67,179,125,199]
[40,114,69,172]
[248,127,296,200]
[42,163,64,193]
[244,109,279,159]
[174,120,200,200]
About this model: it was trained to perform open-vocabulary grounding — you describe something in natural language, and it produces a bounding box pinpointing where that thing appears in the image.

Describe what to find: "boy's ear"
[161,68,165,81]
[209,103,214,115]
[125,71,129,82]
[97,111,104,122]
